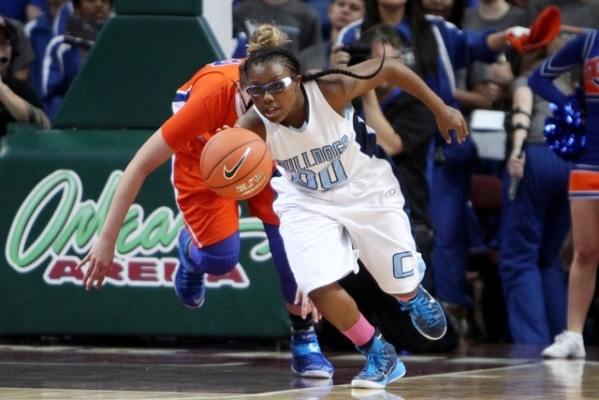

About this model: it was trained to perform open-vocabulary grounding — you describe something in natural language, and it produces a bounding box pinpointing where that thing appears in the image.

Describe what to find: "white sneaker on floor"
[542,331,586,359]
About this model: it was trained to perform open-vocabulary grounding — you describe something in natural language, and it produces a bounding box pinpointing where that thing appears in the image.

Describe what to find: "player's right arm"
[76,129,175,290]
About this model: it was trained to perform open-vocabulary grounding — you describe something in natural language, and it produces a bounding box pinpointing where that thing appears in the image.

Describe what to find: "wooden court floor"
[0,336,597,399]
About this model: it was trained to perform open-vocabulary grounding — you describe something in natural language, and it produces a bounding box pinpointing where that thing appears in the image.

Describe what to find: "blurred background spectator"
[25,0,72,104]
[0,16,49,137]
[298,0,366,73]
[0,0,45,23]
[4,16,35,81]
[233,0,323,57]
[499,34,571,345]
[41,0,111,120]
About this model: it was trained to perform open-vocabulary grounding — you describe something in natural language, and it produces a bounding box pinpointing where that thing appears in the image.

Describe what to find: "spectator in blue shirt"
[0,0,45,23]
[41,0,111,119]
[25,0,72,102]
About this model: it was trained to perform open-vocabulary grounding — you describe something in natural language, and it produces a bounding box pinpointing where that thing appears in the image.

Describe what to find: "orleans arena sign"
[5,170,273,288]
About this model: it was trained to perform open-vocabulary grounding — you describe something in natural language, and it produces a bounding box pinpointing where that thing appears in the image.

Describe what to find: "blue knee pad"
[263,223,297,304]
[180,229,241,276]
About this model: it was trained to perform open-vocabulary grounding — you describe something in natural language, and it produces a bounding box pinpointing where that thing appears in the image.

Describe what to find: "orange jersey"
[160,59,278,247]
[162,59,244,152]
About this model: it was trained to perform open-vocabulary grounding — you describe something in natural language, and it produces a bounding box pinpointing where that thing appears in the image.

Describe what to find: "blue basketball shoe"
[174,229,206,308]
[352,335,406,389]
[399,285,447,340]
[291,328,335,378]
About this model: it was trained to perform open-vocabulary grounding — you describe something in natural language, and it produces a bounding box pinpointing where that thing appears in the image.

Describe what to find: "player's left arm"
[346,57,468,144]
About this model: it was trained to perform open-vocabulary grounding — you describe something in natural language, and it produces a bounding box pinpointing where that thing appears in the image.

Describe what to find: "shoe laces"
[400,294,437,323]
[361,349,387,376]
[179,264,204,287]
[298,351,328,366]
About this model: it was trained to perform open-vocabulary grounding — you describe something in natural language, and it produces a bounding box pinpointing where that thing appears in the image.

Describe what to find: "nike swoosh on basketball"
[223,147,251,179]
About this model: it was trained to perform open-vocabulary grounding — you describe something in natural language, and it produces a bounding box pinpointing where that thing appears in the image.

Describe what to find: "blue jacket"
[41,34,82,120]
[24,2,72,102]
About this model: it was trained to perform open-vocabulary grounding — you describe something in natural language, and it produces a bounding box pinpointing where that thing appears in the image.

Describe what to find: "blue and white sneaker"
[399,286,447,340]
[291,328,335,378]
[174,229,206,308]
[352,335,406,389]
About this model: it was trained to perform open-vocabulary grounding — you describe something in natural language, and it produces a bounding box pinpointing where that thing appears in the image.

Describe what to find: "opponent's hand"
[294,289,321,323]
[436,105,469,144]
[75,237,116,290]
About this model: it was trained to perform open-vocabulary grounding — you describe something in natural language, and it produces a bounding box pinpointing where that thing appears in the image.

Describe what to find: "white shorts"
[271,157,423,296]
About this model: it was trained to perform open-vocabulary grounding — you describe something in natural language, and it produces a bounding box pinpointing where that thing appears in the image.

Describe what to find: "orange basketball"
[201,127,273,200]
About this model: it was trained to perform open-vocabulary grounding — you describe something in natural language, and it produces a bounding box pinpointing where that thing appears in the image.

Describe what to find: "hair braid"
[302,56,385,82]
[241,46,385,85]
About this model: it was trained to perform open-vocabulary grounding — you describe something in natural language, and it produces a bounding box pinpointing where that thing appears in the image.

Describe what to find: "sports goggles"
[245,77,294,98]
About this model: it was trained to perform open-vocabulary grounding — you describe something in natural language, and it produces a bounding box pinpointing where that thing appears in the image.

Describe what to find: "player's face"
[244,62,300,124]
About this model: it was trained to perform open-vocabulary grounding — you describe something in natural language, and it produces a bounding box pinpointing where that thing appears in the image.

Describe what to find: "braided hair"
[240,46,385,86]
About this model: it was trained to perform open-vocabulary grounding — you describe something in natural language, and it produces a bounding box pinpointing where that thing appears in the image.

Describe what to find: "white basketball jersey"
[256,81,423,295]
[256,81,376,192]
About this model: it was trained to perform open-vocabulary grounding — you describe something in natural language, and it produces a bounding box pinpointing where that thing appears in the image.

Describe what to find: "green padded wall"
[0,3,289,338]
[116,0,203,15]
[0,127,289,337]
[53,13,224,129]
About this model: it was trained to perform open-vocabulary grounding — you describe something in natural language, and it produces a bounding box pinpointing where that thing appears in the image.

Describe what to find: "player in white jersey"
[236,46,468,389]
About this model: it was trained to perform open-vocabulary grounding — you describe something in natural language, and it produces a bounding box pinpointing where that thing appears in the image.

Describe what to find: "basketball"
[201,127,273,200]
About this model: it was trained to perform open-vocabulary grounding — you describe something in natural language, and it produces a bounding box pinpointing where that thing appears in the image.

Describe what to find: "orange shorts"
[177,180,278,248]
[569,168,599,199]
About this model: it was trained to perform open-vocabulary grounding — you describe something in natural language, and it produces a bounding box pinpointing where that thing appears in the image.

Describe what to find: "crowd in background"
[3,0,599,353]
[231,0,599,352]
[0,0,112,133]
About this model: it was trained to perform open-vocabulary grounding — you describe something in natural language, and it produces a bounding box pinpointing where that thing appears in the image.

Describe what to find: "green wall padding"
[53,15,224,129]
[0,128,289,338]
[115,0,203,16]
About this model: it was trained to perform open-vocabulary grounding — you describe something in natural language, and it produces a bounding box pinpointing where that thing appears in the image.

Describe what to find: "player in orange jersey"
[75,25,334,379]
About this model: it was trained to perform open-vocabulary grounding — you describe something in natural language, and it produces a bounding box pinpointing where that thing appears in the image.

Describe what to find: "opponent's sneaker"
[174,230,206,308]
[542,331,586,359]
[399,286,447,340]
[352,335,406,389]
[291,328,334,378]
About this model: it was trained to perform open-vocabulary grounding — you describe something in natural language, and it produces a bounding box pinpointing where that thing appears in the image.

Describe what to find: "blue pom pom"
[543,88,586,161]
